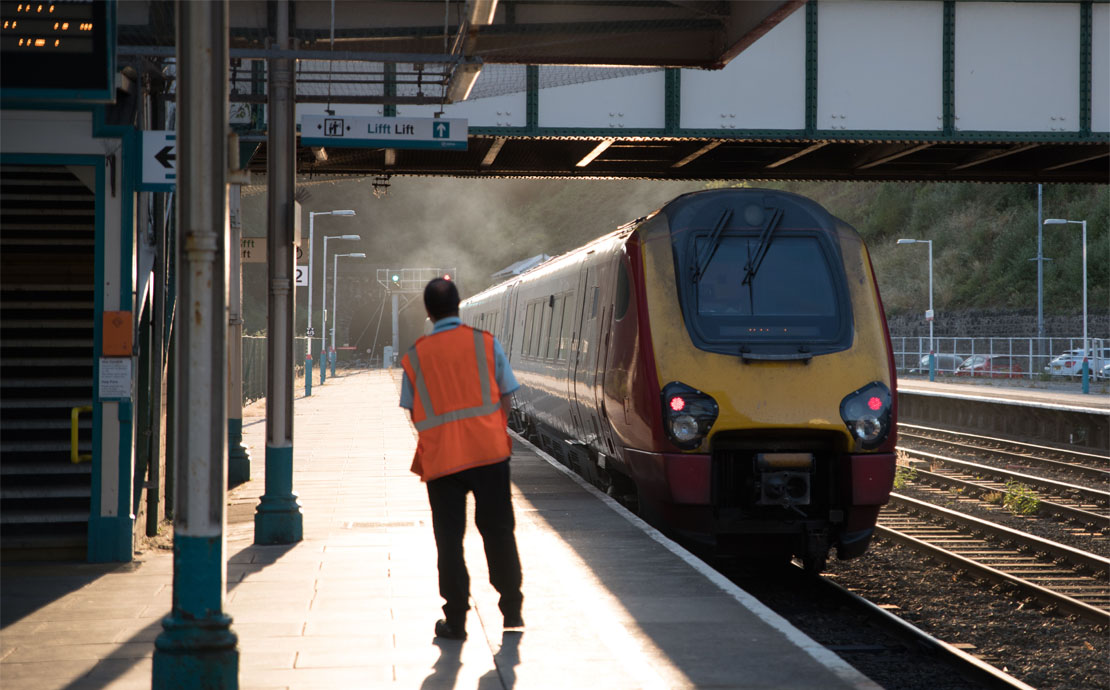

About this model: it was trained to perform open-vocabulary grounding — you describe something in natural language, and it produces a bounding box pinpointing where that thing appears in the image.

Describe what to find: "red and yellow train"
[461,188,897,571]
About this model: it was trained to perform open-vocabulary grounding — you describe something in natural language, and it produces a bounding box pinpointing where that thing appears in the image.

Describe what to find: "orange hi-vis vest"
[401,325,512,482]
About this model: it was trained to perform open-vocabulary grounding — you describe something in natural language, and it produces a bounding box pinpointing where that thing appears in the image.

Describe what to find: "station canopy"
[116,0,1108,183]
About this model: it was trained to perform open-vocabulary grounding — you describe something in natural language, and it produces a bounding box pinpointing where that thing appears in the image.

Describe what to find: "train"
[459,188,897,571]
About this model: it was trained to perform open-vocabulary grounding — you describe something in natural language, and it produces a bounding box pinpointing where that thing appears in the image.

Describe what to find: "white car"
[1045,347,1110,378]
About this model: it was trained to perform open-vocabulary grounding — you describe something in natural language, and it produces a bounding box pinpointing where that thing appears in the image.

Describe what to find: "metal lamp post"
[331,253,367,377]
[897,239,935,381]
[1044,218,1089,393]
[305,210,355,396]
[321,234,360,384]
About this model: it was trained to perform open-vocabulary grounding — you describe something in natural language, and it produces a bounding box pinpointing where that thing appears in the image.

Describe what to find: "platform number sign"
[295,266,308,287]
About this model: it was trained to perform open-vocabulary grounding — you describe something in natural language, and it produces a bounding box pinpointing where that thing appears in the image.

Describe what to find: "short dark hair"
[424,278,460,321]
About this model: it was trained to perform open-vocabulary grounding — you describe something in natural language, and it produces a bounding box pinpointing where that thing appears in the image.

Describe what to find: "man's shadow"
[478,632,522,689]
[420,632,522,690]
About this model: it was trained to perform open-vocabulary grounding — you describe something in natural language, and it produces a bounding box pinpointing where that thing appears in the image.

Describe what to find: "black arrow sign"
[154,145,176,169]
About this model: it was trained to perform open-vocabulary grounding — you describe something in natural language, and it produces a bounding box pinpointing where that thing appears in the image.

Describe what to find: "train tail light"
[839,381,892,450]
[661,382,719,450]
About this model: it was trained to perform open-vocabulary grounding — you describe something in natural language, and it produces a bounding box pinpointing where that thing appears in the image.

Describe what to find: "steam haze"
[241,176,706,360]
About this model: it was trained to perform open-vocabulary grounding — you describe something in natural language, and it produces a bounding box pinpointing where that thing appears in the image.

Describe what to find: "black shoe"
[434,619,466,640]
[503,613,524,630]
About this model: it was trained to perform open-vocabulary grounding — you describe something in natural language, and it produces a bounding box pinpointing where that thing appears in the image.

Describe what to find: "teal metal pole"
[152,0,239,685]
[228,184,250,485]
[255,0,303,545]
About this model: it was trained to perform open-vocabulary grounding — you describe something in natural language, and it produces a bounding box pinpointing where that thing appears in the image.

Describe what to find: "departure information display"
[0,0,113,98]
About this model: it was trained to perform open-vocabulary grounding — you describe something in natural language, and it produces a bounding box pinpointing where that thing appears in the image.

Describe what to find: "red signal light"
[669,396,686,412]
[443,274,451,281]
[867,396,882,411]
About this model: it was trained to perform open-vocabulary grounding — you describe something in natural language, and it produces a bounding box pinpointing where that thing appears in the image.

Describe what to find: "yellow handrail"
[70,405,93,463]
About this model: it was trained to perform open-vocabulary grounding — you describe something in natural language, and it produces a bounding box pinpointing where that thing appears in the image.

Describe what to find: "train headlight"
[661,382,719,450]
[839,382,892,450]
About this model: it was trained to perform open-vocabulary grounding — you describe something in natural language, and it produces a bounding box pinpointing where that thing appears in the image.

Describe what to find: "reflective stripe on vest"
[408,328,500,432]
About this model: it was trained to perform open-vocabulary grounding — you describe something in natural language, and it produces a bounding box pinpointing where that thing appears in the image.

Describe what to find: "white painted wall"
[955,2,1080,132]
[818,1,943,133]
[538,70,665,129]
[1091,4,1109,134]
[680,8,805,131]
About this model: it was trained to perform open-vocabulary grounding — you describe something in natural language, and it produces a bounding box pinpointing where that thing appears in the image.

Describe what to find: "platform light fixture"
[896,238,935,382]
[331,252,368,378]
[1043,218,1089,393]
[305,210,356,395]
[321,233,361,384]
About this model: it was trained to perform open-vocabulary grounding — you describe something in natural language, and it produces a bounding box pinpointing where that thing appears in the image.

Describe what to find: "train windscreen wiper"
[741,206,784,286]
[691,208,733,283]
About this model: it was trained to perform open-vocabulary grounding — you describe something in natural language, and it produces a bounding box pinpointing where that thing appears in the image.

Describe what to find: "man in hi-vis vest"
[400,278,523,641]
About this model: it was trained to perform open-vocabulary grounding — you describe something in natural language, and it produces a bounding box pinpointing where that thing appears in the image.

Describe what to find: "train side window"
[547,295,565,359]
[558,292,575,360]
[539,297,553,359]
[590,286,599,319]
[529,300,543,357]
[614,261,631,320]
[523,302,535,356]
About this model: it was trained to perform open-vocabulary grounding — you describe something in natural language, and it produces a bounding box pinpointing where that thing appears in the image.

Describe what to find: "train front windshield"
[677,229,853,358]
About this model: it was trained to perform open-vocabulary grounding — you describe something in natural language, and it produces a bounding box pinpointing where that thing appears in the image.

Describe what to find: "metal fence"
[892,336,1107,378]
[241,336,310,404]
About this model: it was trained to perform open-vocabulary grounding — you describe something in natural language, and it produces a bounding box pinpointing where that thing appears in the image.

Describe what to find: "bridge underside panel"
[265,138,1109,183]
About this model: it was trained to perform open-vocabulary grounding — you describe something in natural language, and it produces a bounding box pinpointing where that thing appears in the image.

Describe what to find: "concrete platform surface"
[2,370,877,689]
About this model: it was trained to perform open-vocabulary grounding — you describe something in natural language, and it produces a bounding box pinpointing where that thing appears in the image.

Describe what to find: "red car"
[956,355,1025,379]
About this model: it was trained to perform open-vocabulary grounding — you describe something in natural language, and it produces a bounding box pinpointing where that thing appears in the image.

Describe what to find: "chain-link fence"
[241,336,310,405]
[893,336,1108,379]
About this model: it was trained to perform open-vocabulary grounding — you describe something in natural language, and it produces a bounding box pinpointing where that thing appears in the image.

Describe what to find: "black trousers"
[426,459,523,628]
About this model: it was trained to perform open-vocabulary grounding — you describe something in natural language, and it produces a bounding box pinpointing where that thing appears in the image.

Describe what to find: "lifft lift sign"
[301,115,468,150]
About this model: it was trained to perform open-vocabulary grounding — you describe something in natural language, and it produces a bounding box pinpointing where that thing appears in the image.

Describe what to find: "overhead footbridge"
[115,0,1110,183]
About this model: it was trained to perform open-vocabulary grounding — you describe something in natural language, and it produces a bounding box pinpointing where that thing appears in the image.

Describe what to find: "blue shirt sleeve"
[493,338,519,396]
[399,367,413,409]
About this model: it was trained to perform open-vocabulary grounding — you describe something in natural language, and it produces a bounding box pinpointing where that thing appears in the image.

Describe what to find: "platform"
[898,377,1109,412]
[1,370,877,689]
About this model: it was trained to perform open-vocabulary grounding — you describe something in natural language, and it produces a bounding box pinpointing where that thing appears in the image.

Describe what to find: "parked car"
[956,355,1025,378]
[1045,347,1110,378]
[908,353,966,375]
[1099,361,1110,381]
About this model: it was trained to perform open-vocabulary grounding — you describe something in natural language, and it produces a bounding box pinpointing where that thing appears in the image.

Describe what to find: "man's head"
[424,277,460,322]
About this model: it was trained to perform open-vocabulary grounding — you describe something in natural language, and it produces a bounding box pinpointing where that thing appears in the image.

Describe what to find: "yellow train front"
[463,188,897,571]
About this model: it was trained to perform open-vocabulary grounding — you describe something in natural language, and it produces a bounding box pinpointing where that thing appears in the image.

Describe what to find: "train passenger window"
[558,293,574,360]
[614,262,631,320]
[539,298,553,359]
[523,303,536,356]
[547,296,565,359]
[590,287,599,319]
[529,301,543,357]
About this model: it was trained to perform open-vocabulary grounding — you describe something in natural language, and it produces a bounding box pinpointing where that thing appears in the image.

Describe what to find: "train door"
[570,258,601,445]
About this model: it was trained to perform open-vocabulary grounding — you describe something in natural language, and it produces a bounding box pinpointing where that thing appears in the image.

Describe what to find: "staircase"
[0,164,97,561]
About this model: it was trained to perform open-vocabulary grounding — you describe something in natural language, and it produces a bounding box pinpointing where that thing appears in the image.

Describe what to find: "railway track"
[899,424,1110,481]
[878,494,1110,626]
[898,447,1110,530]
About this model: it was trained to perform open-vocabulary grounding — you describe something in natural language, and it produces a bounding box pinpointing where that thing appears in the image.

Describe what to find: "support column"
[391,292,399,367]
[255,0,303,545]
[152,1,239,686]
[228,185,251,485]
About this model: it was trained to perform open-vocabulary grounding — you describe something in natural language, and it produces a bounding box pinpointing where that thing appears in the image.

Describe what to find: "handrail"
[70,405,93,463]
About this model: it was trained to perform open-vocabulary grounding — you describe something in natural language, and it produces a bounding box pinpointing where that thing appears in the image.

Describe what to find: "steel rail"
[899,424,1110,482]
[902,447,1110,507]
[900,424,1109,465]
[888,494,1110,577]
[880,495,1110,625]
[907,466,1109,530]
[811,570,1038,690]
